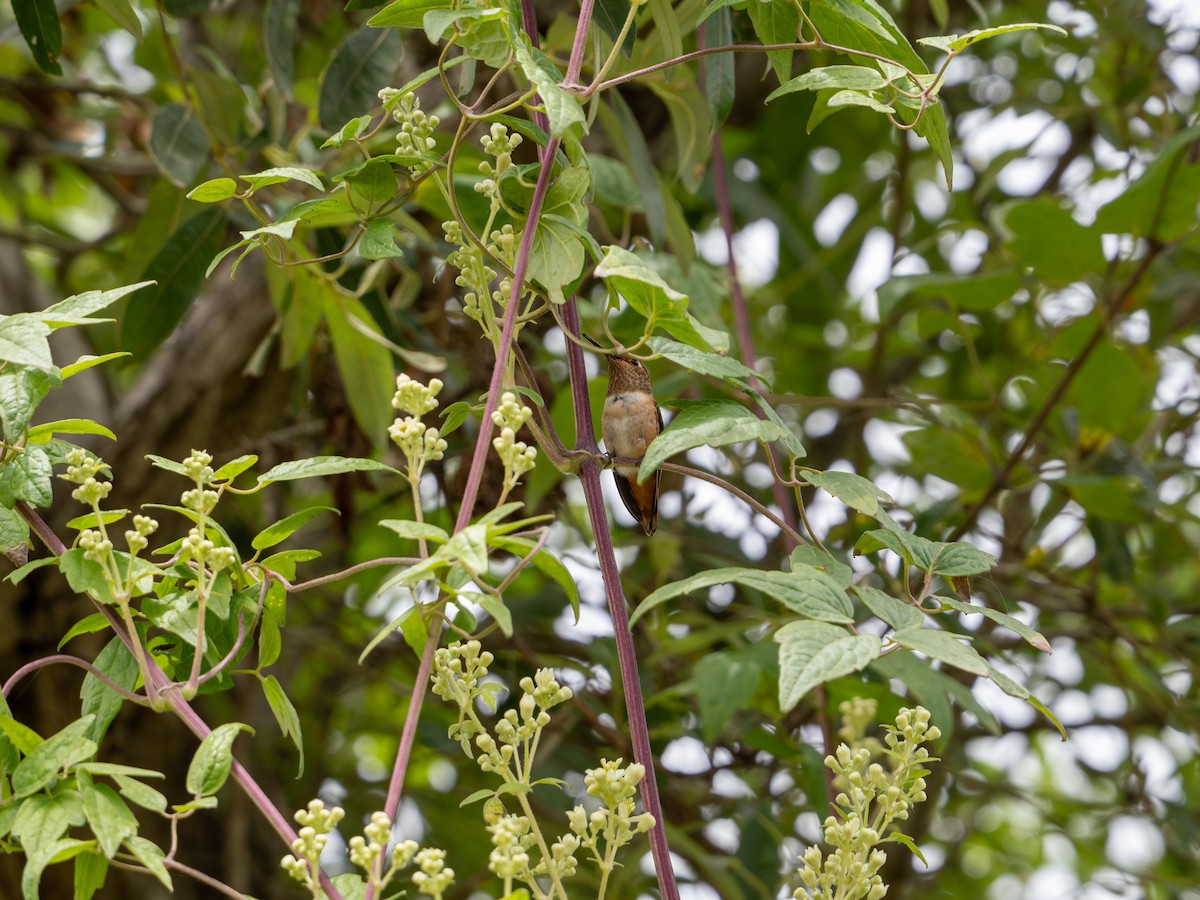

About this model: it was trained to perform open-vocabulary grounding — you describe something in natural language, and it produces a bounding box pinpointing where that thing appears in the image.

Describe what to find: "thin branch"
[2,654,150,704]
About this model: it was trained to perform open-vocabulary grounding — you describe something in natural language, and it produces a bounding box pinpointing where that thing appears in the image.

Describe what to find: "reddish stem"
[561,299,681,899]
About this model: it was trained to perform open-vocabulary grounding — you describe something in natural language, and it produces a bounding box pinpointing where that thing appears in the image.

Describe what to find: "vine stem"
[560,298,681,900]
[13,501,345,900]
[371,6,593,895]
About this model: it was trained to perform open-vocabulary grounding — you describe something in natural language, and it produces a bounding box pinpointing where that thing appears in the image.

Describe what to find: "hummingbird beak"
[582,333,604,350]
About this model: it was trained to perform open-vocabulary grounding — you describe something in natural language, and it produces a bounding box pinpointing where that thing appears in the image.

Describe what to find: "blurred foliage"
[1,0,1198,898]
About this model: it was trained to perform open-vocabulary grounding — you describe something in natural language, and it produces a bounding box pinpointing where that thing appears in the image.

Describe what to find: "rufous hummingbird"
[597,347,663,535]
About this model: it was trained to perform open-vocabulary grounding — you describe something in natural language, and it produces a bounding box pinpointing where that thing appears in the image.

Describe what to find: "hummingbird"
[597,347,663,535]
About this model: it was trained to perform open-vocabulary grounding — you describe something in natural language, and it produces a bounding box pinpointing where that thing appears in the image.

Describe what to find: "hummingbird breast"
[602,392,657,476]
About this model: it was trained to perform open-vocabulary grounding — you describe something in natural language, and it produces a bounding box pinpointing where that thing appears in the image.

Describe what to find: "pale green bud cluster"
[475,123,522,200]
[180,527,236,572]
[181,449,215,484]
[281,799,345,895]
[568,757,655,870]
[123,514,158,555]
[387,91,439,171]
[491,392,537,495]
[795,703,941,900]
[411,847,455,898]
[346,810,422,893]
[63,449,113,506]
[388,375,448,482]
[443,218,498,330]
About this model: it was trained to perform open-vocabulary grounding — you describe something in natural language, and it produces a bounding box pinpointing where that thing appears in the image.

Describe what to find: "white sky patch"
[695,218,779,288]
[814,193,859,247]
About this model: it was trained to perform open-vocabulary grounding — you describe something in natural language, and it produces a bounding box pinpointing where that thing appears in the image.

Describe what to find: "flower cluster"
[795,702,941,900]
[475,122,522,201]
[63,448,112,506]
[568,757,655,876]
[382,90,439,172]
[281,799,345,898]
[490,391,537,499]
[388,374,447,482]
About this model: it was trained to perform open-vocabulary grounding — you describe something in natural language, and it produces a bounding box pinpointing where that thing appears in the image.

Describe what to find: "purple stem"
[13,502,345,900]
[2,653,150,703]
[561,300,681,899]
[520,0,551,141]
[372,5,582,888]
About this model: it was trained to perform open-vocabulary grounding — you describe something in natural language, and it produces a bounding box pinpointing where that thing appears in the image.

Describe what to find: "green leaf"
[35,282,153,328]
[186,178,238,203]
[80,638,139,744]
[122,208,226,360]
[1065,341,1149,434]
[746,0,799,83]
[323,295,396,441]
[0,314,53,370]
[318,28,401,131]
[0,367,60,442]
[61,353,131,380]
[73,849,108,900]
[775,621,881,711]
[0,445,53,508]
[514,43,585,139]
[704,8,735,126]
[10,791,81,846]
[368,0,453,29]
[876,269,1022,318]
[56,613,112,649]
[112,774,168,813]
[24,839,95,900]
[13,0,63,75]
[767,65,889,103]
[123,837,172,889]
[12,716,98,799]
[257,455,393,484]
[148,104,208,187]
[631,565,854,628]
[647,336,767,389]
[344,160,399,203]
[380,519,450,543]
[0,712,45,756]
[694,651,760,740]
[360,218,406,259]
[260,674,304,776]
[595,246,727,351]
[593,0,635,57]
[320,114,374,149]
[252,506,338,550]
[1003,199,1105,285]
[476,594,513,637]
[917,22,1066,52]
[892,626,989,677]
[438,401,472,437]
[264,0,300,97]
[186,722,253,797]
[935,596,1051,653]
[901,427,994,491]
[489,536,581,623]
[853,584,923,631]
[638,398,788,483]
[81,784,137,859]
[26,420,115,443]
[526,165,591,303]
[873,650,997,738]
[242,166,325,193]
[212,454,258,482]
[446,523,489,572]
[798,469,890,516]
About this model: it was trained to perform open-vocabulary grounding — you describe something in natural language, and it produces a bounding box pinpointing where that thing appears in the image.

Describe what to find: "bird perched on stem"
[593,340,662,535]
